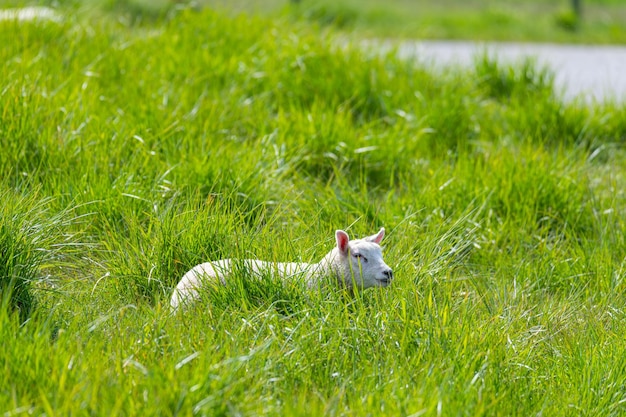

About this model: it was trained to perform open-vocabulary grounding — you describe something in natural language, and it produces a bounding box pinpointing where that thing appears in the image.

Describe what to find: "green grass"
[2,2,626,416]
[5,0,626,43]
[193,0,626,44]
[286,0,626,44]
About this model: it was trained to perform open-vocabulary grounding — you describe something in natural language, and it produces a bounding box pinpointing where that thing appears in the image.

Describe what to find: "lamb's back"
[170,258,320,310]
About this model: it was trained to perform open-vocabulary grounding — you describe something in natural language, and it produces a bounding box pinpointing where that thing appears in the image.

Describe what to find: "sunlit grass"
[1,3,626,416]
[196,0,626,44]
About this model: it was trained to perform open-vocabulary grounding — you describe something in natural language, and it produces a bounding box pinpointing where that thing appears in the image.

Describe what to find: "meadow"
[2,1,626,416]
[205,0,626,44]
[297,0,626,44]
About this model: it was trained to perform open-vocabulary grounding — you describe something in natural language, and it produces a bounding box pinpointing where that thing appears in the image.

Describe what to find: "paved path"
[391,41,626,103]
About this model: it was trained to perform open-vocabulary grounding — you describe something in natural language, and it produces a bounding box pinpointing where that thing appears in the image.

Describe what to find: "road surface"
[392,41,626,103]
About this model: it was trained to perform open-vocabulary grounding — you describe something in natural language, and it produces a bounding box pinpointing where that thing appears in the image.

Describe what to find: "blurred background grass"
[3,0,626,43]
[111,0,626,43]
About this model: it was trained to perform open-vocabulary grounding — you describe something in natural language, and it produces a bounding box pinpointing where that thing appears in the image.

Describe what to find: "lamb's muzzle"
[170,227,392,311]
[379,269,393,285]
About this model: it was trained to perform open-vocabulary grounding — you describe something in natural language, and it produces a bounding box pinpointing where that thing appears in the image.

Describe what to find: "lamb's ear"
[335,230,350,254]
[365,227,385,244]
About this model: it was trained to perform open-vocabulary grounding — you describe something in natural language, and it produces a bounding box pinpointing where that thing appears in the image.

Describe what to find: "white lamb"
[170,227,393,311]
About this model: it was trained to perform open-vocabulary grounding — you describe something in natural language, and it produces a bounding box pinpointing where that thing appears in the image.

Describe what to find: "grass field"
[286,0,626,44]
[2,2,626,416]
[197,0,626,44]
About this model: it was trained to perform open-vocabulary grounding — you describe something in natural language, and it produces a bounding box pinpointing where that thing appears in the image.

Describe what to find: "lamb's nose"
[383,269,393,280]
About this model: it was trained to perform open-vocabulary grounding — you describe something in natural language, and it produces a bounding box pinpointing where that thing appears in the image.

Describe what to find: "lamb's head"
[328,227,393,290]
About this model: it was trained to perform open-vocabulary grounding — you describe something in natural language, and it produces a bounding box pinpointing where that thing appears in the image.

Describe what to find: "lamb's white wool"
[170,227,393,311]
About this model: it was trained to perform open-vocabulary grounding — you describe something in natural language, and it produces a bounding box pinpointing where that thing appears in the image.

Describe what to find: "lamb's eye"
[353,253,368,263]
